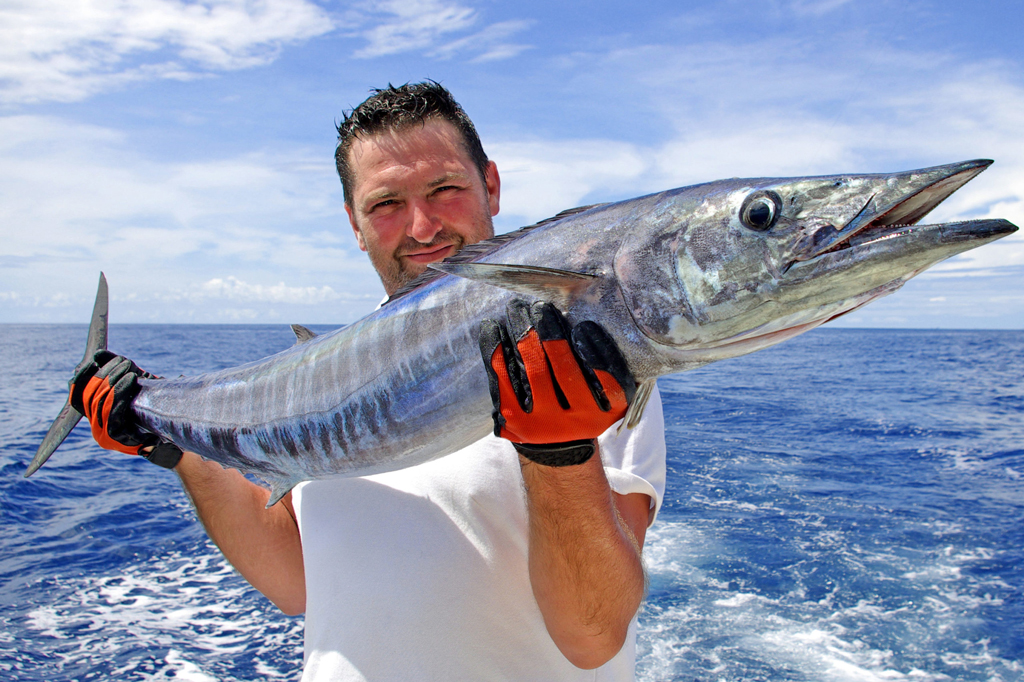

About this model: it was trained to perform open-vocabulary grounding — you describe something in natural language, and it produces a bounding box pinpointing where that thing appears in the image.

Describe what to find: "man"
[71,82,666,680]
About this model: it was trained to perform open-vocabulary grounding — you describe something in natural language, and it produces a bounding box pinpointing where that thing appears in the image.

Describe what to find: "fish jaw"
[785,159,994,263]
[675,218,1016,363]
[615,160,1016,363]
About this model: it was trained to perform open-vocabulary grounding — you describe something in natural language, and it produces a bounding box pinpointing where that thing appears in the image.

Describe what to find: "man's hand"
[479,298,636,466]
[69,350,182,469]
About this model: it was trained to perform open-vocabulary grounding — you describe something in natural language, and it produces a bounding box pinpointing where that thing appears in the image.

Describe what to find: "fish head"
[614,159,1017,363]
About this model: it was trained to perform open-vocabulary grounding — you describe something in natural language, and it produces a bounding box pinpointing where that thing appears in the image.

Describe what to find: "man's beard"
[371,229,468,295]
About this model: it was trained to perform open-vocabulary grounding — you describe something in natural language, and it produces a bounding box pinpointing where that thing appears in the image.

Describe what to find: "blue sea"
[1,325,1022,681]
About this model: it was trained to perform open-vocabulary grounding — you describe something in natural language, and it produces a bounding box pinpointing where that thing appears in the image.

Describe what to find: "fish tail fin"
[24,273,109,477]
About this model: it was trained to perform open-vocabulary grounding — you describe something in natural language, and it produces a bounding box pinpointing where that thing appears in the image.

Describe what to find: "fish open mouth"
[711,160,1016,354]
[812,159,993,259]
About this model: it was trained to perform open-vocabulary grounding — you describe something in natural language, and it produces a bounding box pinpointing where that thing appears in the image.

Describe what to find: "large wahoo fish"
[26,160,1017,504]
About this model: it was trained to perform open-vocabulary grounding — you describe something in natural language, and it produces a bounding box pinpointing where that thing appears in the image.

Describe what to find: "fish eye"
[740,191,782,231]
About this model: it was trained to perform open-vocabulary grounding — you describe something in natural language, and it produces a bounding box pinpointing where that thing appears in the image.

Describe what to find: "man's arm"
[479,299,655,667]
[174,452,307,616]
[521,453,650,670]
[68,351,307,615]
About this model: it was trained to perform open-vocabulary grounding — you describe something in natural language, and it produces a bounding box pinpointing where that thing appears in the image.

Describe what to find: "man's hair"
[335,81,489,206]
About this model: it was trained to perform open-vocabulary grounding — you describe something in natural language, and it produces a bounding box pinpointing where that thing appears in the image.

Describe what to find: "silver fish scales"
[26,160,1017,504]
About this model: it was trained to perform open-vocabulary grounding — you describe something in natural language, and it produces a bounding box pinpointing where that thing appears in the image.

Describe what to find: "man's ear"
[485,161,500,217]
[346,203,368,252]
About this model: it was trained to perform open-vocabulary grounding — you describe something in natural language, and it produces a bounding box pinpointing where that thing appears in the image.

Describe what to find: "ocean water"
[1,325,1021,681]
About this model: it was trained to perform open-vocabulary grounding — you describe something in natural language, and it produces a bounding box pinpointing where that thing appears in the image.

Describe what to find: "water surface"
[1,326,1021,680]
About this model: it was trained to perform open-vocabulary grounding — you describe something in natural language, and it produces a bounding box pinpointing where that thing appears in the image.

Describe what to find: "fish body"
[27,160,1018,503]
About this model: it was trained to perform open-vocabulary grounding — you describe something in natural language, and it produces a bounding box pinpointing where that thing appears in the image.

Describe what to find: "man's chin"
[386,261,433,295]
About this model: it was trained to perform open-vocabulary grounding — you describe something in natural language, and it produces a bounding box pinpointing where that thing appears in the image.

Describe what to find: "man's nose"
[408,201,442,243]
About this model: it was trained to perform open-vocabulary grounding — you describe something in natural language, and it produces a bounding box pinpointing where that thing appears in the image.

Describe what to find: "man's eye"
[373,199,396,210]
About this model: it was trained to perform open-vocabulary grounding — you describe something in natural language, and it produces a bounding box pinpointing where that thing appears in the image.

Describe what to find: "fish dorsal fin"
[291,324,318,345]
[428,262,596,308]
[384,203,608,304]
[618,378,656,433]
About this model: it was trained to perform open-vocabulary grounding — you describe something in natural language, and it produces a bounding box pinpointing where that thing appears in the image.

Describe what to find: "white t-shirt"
[293,386,666,681]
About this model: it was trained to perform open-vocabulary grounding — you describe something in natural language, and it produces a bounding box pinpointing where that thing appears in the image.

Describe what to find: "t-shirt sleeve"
[597,383,667,525]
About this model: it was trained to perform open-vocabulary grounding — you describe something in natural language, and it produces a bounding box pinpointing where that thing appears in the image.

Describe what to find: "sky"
[1,0,1022,328]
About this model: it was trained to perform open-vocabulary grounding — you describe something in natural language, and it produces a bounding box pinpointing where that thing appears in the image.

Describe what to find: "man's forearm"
[520,450,648,670]
[175,452,306,615]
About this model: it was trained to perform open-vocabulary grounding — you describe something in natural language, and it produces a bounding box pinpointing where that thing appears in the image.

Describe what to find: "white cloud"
[0,116,342,244]
[351,0,530,62]
[788,0,856,16]
[0,114,382,323]
[487,34,1024,274]
[489,139,647,227]
[0,0,334,104]
[0,0,532,105]
[3,3,1022,328]
[352,0,476,58]
[192,276,354,304]
[429,19,533,62]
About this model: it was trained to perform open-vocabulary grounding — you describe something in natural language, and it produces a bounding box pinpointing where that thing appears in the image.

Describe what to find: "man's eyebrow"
[427,171,470,188]
[363,171,472,207]
[363,189,399,205]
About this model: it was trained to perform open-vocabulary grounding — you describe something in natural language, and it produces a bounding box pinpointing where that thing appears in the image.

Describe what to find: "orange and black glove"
[69,350,183,469]
[480,298,636,467]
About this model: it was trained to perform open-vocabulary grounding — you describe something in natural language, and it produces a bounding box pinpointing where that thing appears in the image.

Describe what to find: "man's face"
[345,118,501,295]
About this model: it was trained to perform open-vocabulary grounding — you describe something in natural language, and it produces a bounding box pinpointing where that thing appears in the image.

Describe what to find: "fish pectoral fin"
[291,324,318,345]
[266,479,300,508]
[618,378,656,433]
[428,262,597,306]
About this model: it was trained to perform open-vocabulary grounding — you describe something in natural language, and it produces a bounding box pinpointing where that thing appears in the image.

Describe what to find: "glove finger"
[531,302,593,410]
[99,374,151,454]
[87,380,119,449]
[97,355,152,383]
[108,372,144,435]
[510,299,574,414]
[84,357,136,429]
[500,328,533,413]
[96,356,134,386]
[572,321,636,409]
[479,319,508,436]
[93,423,145,455]
[80,350,117,377]
[69,349,118,413]
[500,300,536,411]
[530,301,572,344]
[488,340,529,439]
[81,375,111,427]
[504,297,535,343]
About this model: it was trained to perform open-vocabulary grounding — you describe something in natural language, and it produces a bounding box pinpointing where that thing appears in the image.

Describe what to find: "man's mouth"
[403,244,456,264]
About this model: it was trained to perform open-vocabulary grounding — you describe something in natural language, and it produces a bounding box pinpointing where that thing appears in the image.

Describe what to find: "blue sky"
[2,0,1022,327]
